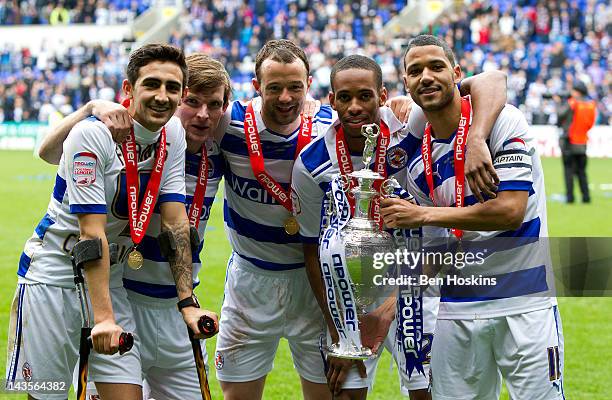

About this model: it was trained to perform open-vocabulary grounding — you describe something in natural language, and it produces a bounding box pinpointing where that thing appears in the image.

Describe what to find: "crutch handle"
[198,316,217,336]
[87,332,134,354]
[118,332,134,353]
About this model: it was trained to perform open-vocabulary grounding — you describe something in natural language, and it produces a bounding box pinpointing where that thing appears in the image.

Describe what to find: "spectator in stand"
[50,1,70,25]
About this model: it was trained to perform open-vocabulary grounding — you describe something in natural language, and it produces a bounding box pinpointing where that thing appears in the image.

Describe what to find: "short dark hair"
[126,43,188,88]
[255,39,310,82]
[403,34,456,67]
[330,55,383,91]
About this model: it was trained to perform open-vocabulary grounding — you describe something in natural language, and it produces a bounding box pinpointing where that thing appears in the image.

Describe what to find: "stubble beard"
[419,84,455,112]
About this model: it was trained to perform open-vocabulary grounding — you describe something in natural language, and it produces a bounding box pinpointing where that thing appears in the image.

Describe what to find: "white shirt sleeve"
[291,155,327,243]
[489,105,534,192]
[63,119,113,214]
[407,103,427,139]
[159,117,187,204]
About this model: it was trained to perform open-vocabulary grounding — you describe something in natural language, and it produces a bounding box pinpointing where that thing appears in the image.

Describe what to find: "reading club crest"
[215,351,224,370]
[22,362,32,382]
[387,147,408,169]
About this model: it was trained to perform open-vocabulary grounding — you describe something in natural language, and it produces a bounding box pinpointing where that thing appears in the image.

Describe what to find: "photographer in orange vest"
[557,81,597,203]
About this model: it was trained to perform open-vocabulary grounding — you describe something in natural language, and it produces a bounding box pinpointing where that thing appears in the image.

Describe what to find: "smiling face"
[252,59,311,130]
[403,45,461,112]
[329,68,387,141]
[122,60,186,131]
[176,85,228,152]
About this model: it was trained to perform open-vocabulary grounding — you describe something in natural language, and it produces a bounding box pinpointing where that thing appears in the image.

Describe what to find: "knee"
[219,379,266,400]
[409,389,432,400]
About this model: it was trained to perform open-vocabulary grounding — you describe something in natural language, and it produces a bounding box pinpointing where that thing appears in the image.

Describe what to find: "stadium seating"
[0,0,609,125]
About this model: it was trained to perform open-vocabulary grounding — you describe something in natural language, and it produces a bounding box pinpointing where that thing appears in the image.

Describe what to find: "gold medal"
[284,216,299,235]
[127,249,144,270]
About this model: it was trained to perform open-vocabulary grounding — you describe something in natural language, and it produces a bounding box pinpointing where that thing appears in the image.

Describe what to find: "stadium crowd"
[0,0,609,125]
[0,0,149,25]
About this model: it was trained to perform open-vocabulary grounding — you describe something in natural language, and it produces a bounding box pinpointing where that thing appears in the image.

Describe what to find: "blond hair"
[185,53,232,106]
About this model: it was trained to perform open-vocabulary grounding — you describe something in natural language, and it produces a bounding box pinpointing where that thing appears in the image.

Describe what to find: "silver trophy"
[325,123,396,360]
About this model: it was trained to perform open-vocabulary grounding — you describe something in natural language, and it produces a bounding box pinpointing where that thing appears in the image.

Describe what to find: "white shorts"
[128,290,209,400]
[215,254,327,383]
[329,296,439,393]
[431,306,565,400]
[5,283,141,399]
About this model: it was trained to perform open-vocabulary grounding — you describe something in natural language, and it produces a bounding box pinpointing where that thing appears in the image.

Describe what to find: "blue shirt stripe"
[224,202,302,244]
[17,253,31,277]
[497,180,533,192]
[124,279,200,299]
[410,150,455,196]
[185,152,224,179]
[221,133,298,160]
[236,252,304,271]
[34,213,55,240]
[230,101,246,122]
[158,193,186,204]
[316,104,333,120]
[70,204,107,214]
[496,216,541,238]
[52,174,67,203]
[440,264,548,302]
[300,138,331,175]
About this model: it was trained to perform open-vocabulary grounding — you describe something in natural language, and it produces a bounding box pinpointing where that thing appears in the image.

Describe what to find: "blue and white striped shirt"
[217,97,334,271]
[405,103,556,319]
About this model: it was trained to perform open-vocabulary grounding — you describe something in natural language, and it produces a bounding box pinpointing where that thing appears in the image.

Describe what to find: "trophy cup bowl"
[327,124,396,360]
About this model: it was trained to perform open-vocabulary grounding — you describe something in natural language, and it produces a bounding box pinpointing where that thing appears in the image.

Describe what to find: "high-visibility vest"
[568,98,596,145]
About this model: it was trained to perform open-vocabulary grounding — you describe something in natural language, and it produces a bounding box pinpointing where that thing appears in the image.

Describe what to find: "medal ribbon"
[121,126,167,247]
[244,101,312,212]
[187,144,209,229]
[335,122,390,228]
[421,96,471,239]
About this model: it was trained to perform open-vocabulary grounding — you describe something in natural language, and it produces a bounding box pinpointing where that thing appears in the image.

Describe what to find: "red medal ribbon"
[421,96,472,239]
[187,144,209,229]
[335,122,391,229]
[244,101,312,212]
[121,126,167,246]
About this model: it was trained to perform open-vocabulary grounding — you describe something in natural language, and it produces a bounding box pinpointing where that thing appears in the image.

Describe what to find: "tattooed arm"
[160,202,216,338]
[160,202,193,299]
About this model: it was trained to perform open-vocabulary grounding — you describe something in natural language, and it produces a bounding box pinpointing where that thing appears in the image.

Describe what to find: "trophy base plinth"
[327,343,375,360]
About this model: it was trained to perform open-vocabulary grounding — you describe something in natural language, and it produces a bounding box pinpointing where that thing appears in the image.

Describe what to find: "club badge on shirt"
[72,152,97,186]
[387,146,408,169]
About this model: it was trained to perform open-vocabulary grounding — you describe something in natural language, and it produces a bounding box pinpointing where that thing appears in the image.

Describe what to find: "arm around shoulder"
[39,101,97,164]
[39,100,131,164]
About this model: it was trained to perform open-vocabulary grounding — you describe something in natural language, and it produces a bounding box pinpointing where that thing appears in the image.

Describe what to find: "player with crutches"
[37,53,227,399]
[5,44,193,400]
[71,239,135,400]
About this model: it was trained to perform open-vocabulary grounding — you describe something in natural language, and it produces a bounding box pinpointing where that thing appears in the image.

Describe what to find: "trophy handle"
[381,177,400,198]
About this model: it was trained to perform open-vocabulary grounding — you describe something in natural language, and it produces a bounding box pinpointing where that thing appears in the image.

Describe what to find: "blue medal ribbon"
[387,184,426,378]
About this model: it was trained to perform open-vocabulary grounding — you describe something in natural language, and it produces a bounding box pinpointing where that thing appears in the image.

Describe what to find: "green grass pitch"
[0,150,611,399]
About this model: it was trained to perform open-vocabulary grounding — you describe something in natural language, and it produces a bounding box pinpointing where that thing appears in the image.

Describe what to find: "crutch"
[72,239,134,400]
